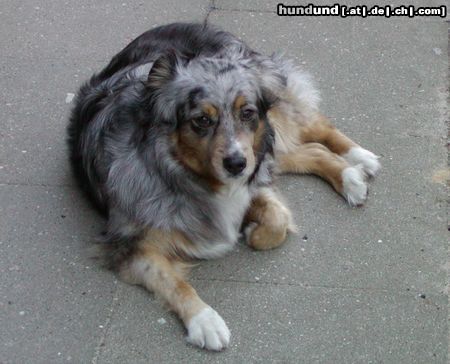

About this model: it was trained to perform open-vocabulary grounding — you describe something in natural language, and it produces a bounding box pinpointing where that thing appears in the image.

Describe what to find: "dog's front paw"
[343,147,381,177]
[341,165,368,206]
[186,307,230,351]
[244,221,288,250]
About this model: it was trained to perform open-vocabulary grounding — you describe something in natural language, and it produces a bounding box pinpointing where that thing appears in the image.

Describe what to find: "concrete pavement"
[1,1,448,363]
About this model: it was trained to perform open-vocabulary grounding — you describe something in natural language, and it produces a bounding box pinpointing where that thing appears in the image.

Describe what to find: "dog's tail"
[67,79,111,216]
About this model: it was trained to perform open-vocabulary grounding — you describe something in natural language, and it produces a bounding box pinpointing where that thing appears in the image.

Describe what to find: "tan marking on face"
[233,95,247,113]
[171,132,206,174]
[202,103,218,119]
[171,129,223,191]
[209,132,230,180]
[239,118,267,176]
[252,119,265,154]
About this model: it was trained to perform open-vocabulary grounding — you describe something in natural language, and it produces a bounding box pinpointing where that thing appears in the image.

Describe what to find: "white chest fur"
[216,182,252,242]
[189,182,252,260]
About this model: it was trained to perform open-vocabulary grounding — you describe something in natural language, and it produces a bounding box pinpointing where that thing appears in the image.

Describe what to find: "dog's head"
[145,51,285,188]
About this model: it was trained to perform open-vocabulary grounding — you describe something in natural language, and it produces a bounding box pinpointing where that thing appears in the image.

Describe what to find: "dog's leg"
[244,187,294,250]
[277,143,368,206]
[299,114,381,177]
[119,233,230,351]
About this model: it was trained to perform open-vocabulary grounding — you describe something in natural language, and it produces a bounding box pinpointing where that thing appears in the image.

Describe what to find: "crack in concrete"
[0,182,74,188]
[213,7,275,14]
[203,0,216,25]
[91,283,120,364]
[203,2,276,20]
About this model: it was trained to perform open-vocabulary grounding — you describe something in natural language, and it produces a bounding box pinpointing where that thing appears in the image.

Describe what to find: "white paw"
[342,165,368,206]
[343,147,381,177]
[186,307,230,351]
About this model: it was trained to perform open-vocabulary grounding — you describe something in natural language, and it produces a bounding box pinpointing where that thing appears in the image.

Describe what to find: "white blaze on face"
[223,138,252,180]
[228,140,244,156]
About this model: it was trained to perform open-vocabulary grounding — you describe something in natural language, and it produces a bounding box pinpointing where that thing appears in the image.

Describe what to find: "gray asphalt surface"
[1,1,448,363]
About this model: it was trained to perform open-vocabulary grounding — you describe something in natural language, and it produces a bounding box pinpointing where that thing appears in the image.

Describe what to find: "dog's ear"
[258,72,286,114]
[143,51,183,128]
[259,87,279,112]
[254,57,286,113]
[147,51,179,89]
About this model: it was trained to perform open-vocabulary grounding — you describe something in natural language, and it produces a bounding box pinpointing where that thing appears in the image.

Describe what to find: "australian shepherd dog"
[67,22,380,350]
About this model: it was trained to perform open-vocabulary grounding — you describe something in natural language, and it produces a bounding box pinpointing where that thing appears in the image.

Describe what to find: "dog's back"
[96,22,248,83]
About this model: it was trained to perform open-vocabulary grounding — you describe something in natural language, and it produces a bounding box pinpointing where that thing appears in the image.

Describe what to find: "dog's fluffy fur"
[67,22,380,350]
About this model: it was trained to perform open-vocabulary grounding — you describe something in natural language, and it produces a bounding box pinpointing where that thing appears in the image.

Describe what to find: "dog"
[67,22,380,351]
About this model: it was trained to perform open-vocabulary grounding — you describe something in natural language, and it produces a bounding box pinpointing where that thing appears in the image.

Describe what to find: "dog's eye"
[241,108,256,121]
[192,116,213,129]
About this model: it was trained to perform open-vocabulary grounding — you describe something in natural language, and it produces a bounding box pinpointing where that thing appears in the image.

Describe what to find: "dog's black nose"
[223,153,247,176]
